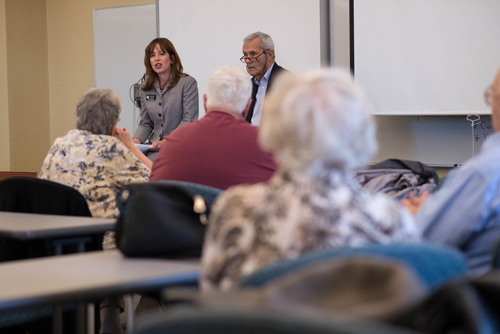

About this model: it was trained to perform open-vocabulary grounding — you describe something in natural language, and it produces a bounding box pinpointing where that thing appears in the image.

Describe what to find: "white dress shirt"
[251,62,275,126]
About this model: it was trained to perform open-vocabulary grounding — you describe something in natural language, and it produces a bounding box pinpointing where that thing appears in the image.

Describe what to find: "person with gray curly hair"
[241,31,288,126]
[40,87,151,222]
[40,87,152,334]
[200,69,419,291]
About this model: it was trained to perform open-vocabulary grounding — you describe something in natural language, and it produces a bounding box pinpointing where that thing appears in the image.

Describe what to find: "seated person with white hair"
[200,69,420,291]
[150,65,276,189]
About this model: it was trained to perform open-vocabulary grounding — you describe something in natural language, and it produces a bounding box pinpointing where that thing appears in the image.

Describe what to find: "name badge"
[146,94,156,101]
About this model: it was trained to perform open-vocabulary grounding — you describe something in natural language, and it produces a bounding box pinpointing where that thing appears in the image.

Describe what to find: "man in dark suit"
[241,31,287,125]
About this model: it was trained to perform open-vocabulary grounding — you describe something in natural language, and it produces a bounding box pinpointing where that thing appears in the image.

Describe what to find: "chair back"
[0,177,96,261]
[0,177,91,216]
[239,243,467,290]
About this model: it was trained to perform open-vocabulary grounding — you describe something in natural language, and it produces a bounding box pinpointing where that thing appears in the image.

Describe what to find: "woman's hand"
[113,127,153,169]
[149,139,166,152]
[113,127,135,150]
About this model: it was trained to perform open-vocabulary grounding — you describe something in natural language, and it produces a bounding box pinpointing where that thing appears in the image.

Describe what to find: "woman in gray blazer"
[133,38,199,158]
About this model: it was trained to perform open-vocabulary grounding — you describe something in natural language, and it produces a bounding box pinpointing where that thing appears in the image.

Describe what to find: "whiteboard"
[158,0,323,118]
[353,0,500,116]
[330,0,497,165]
[94,4,157,134]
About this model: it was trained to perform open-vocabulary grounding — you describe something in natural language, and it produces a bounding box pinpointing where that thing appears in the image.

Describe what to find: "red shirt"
[150,111,277,190]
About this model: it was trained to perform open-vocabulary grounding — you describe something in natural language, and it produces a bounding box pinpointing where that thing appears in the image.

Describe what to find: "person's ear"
[109,124,116,136]
[267,49,275,60]
[203,94,208,112]
[242,98,252,119]
[170,54,175,65]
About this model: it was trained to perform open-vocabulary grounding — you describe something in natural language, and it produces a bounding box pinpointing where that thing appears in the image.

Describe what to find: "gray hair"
[259,69,377,177]
[206,66,252,114]
[243,31,275,51]
[75,87,121,135]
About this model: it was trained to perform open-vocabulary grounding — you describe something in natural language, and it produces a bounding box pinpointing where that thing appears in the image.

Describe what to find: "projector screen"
[353,0,500,116]
[157,0,323,118]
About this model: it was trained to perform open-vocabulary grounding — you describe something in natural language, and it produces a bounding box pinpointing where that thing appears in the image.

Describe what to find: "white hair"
[76,87,121,135]
[206,66,252,113]
[243,31,275,51]
[259,69,377,177]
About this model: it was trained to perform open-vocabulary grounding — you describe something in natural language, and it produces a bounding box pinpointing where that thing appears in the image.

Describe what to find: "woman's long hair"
[142,38,184,91]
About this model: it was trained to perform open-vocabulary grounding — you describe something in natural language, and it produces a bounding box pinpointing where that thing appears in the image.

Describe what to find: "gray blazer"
[133,75,199,143]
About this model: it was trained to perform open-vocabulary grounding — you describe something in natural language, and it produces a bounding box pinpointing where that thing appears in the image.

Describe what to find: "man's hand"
[132,138,142,144]
[400,190,431,215]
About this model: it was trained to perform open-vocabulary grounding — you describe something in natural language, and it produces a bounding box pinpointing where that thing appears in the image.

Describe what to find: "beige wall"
[5,0,51,172]
[0,0,10,170]
[0,0,153,172]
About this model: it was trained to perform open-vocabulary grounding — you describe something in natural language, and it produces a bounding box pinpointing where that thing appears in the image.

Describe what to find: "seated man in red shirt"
[149,65,277,190]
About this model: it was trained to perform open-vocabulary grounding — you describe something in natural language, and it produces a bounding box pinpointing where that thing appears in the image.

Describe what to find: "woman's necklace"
[159,72,170,92]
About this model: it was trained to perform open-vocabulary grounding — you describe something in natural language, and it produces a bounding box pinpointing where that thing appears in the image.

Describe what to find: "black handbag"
[115,183,208,258]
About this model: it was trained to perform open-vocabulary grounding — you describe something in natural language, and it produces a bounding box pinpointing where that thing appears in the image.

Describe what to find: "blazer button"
[159,102,162,106]
[158,113,161,117]
[161,124,163,127]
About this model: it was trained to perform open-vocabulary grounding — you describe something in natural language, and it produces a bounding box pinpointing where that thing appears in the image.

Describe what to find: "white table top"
[0,250,201,311]
[0,211,115,240]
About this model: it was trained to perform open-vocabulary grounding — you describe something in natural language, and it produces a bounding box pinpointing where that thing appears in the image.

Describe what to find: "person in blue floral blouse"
[39,87,152,334]
[39,87,152,249]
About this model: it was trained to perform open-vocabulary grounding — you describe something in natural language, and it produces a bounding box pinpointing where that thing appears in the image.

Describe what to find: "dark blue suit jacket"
[245,63,287,123]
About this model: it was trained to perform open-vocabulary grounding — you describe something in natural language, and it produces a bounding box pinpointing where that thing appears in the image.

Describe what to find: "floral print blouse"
[200,170,419,291]
[39,129,150,220]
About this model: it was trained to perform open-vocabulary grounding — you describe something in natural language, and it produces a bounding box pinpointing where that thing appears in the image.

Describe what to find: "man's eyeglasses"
[485,85,495,106]
[240,50,268,63]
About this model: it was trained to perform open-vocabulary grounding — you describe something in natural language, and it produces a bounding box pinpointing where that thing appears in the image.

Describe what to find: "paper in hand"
[136,144,152,154]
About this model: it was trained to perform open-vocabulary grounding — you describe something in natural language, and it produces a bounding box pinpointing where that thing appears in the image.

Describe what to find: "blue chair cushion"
[239,243,467,290]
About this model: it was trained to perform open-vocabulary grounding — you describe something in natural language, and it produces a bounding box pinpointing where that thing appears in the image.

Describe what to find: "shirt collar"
[207,109,245,121]
[253,62,275,86]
